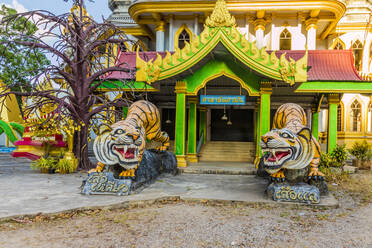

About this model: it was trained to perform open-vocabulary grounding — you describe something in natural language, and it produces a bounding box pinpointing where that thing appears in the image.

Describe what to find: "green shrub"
[31,157,57,171]
[330,144,348,167]
[55,158,77,174]
[319,152,333,169]
[349,141,371,162]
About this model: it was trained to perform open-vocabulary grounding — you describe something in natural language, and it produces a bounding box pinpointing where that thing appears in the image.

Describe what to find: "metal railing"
[196,131,204,154]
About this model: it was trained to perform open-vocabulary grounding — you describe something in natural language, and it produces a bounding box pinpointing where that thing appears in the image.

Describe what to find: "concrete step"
[180,161,256,175]
[199,141,256,162]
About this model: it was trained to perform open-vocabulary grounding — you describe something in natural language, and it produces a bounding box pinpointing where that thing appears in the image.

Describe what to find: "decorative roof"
[105,50,362,82]
[134,0,308,85]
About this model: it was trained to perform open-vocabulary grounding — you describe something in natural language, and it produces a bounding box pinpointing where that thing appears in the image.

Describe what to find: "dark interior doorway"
[211,109,254,141]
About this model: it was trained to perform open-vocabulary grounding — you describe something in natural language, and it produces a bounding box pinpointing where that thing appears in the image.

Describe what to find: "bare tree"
[0,0,141,169]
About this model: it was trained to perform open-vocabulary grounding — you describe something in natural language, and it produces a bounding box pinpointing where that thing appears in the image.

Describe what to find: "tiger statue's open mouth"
[111,144,140,163]
[261,148,293,169]
[259,128,314,174]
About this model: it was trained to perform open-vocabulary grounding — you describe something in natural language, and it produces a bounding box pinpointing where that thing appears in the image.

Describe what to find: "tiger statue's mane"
[260,103,324,181]
[92,100,170,178]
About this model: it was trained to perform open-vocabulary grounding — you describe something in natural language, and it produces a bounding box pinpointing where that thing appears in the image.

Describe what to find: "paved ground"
[0,155,337,220]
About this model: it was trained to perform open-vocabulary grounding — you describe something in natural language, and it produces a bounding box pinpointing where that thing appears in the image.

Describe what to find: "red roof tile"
[106,50,362,82]
[275,50,362,81]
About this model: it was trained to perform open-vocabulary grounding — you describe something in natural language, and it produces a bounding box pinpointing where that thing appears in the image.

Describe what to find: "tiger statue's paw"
[156,142,170,151]
[119,169,136,178]
[308,168,325,181]
[88,162,105,174]
[270,170,286,182]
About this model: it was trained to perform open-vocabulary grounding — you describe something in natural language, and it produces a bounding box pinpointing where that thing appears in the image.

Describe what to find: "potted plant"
[31,157,57,173]
[55,158,77,174]
[349,141,371,169]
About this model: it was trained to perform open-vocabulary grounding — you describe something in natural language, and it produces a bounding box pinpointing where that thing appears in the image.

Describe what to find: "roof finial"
[205,0,236,27]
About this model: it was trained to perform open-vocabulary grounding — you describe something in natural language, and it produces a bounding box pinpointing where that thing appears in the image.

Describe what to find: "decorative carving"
[205,0,236,28]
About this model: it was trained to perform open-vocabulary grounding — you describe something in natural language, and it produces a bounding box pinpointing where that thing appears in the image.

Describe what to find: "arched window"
[131,40,147,52]
[119,42,129,52]
[337,104,344,132]
[352,40,363,71]
[368,103,372,132]
[178,29,190,49]
[174,24,193,50]
[333,40,345,50]
[350,99,362,132]
[279,28,291,50]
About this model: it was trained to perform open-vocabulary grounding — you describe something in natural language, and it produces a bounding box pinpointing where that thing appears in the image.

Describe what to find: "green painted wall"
[175,93,186,156]
[296,81,372,93]
[184,60,260,95]
[327,103,338,152]
[187,102,197,155]
[312,111,319,141]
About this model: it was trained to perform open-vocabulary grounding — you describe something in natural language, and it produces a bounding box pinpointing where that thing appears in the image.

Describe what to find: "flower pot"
[361,160,372,170]
[352,159,361,168]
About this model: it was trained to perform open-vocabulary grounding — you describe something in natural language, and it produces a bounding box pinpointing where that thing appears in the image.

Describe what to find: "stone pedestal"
[267,182,320,204]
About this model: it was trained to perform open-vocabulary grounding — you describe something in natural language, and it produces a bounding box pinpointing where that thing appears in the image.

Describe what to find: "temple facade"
[105,0,372,166]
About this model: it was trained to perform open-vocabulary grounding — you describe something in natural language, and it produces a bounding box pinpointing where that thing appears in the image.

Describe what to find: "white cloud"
[9,0,28,13]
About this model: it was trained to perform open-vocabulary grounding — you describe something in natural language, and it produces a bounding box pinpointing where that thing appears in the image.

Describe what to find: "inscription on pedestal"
[267,183,320,204]
[81,172,132,196]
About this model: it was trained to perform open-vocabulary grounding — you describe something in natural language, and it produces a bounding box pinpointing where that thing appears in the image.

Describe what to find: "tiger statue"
[259,103,324,181]
[91,100,170,178]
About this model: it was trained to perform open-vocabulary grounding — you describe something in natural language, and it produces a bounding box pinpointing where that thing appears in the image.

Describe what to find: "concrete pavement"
[0,155,338,220]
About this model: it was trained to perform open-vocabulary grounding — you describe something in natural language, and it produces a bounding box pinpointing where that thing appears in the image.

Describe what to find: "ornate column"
[187,96,198,163]
[255,82,272,165]
[312,107,319,141]
[254,98,261,165]
[168,15,174,51]
[327,94,340,153]
[305,18,318,50]
[174,81,187,167]
[199,106,207,144]
[254,19,266,49]
[155,21,165,52]
[254,10,268,49]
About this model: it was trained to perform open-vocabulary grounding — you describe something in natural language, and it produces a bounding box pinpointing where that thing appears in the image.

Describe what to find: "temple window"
[337,104,343,132]
[174,24,193,50]
[279,28,291,50]
[333,41,344,50]
[119,42,129,52]
[352,40,363,71]
[178,29,190,49]
[368,103,372,132]
[131,40,147,52]
[350,99,362,132]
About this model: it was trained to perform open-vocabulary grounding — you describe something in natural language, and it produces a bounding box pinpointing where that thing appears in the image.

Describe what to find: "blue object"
[81,172,132,196]
[0,147,16,153]
[267,183,320,204]
[200,95,246,105]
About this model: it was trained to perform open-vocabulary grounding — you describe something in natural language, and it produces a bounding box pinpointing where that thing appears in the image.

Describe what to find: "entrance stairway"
[199,141,255,163]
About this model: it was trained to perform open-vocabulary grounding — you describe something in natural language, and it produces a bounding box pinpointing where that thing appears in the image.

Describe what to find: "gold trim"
[176,155,188,167]
[155,21,165,32]
[129,0,345,39]
[205,0,235,27]
[260,81,272,94]
[131,40,148,52]
[186,154,198,163]
[174,24,193,50]
[175,81,187,94]
[188,96,198,104]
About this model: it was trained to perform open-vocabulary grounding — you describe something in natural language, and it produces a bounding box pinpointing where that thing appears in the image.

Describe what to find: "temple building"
[104,0,372,166]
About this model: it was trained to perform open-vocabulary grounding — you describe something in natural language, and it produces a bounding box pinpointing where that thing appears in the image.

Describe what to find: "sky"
[0,0,112,21]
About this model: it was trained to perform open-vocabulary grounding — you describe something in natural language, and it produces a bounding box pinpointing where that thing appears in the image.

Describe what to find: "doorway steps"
[199,141,255,163]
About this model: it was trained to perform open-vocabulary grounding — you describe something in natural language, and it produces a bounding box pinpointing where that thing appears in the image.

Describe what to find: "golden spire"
[205,0,236,28]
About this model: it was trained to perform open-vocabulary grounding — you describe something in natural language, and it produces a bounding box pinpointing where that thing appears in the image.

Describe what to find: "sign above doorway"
[200,95,246,105]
